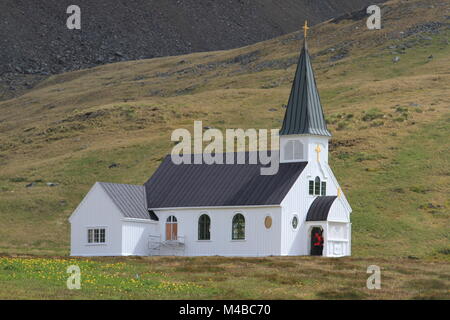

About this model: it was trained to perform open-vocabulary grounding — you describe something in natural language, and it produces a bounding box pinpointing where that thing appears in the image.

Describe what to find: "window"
[198,214,211,240]
[309,177,327,196]
[285,141,294,161]
[321,181,327,196]
[314,177,321,195]
[284,140,303,161]
[309,180,314,195]
[294,141,302,159]
[87,228,105,244]
[166,215,178,240]
[264,216,272,229]
[292,216,299,229]
[232,214,245,240]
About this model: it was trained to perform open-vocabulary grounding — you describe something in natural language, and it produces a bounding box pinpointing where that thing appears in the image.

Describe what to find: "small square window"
[87,228,106,244]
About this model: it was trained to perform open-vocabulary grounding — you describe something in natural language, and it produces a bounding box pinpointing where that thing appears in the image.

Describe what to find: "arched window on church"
[309,177,327,196]
[314,177,321,195]
[166,215,178,240]
[198,214,211,240]
[232,214,245,240]
[284,140,303,161]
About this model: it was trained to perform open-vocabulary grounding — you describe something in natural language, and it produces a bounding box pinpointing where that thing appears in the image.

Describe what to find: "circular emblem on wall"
[292,216,298,229]
[264,216,272,229]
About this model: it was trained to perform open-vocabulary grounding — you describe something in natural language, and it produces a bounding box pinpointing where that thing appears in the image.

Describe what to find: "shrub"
[395,106,408,113]
[370,120,384,127]
[362,108,384,121]
[336,121,348,130]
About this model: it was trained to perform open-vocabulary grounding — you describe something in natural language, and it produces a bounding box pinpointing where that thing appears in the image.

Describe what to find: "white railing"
[148,235,186,256]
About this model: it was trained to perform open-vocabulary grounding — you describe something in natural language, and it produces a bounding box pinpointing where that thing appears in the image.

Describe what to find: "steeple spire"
[280,21,331,137]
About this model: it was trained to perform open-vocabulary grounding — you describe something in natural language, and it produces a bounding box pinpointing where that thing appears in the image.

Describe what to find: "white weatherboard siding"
[122,220,159,256]
[69,183,123,256]
[280,161,351,257]
[280,168,309,255]
[154,207,282,257]
[326,199,351,257]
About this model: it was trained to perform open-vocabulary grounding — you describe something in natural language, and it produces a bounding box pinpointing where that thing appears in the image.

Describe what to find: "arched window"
[293,141,303,159]
[166,215,178,240]
[284,140,303,161]
[285,141,294,160]
[314,177,321,195]
[232,213,245,240]
[309,177,327,196]
[198,214,211,240]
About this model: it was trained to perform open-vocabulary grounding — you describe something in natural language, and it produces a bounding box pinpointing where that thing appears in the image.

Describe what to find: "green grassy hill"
[0,0,449,261]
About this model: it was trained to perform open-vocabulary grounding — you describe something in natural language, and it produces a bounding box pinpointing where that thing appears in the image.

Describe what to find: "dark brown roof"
[306,196,337,221]
[144,153,307,208]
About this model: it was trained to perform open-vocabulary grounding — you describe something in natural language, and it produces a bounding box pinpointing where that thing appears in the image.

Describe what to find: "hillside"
[0,0,386,100]
[0,0,449,262]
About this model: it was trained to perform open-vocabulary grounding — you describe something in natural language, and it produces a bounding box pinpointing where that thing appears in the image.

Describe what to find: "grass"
[0,0,449,299]
[0,255,448,299]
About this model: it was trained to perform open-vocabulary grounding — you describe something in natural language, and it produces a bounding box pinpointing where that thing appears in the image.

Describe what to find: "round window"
[264,216,272,229]
[292,216,298,229]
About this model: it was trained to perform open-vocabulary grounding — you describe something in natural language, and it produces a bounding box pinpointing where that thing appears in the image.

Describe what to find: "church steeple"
[280,21,331,137]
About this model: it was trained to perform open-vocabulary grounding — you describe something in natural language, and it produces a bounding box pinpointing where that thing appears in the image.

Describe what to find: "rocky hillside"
[0,0,385,98]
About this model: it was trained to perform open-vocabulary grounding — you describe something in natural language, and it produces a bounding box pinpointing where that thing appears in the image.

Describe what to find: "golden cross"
[303,20,310,39]
[315,144,321,162]
[337,187,342,198]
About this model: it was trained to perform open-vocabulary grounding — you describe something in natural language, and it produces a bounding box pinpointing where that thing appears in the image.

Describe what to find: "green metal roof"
[280,41,331,137]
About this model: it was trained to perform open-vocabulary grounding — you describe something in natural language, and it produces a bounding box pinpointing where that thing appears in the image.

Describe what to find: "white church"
[69,30,352,258]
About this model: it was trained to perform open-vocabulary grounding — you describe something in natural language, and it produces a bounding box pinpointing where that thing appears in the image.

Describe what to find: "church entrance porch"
[310,227,324,256]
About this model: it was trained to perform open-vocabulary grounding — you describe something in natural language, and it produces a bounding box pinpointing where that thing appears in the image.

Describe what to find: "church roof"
[280,40,331,137]
[144,153,307,209]
[98,182,156,220]
[306,196,337,221]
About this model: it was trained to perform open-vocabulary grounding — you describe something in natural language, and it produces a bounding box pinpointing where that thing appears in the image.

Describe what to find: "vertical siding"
[122,221,159,256]
[281,166,315,255]
[154,207,281,257]
[280,142,351,256]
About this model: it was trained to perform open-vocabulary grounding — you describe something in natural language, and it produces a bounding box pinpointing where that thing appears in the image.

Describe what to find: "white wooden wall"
[153,206,282,257]
[122,220,159,256]
[280,160,352,256]
[326,199,351,257]
[69,183,123,256]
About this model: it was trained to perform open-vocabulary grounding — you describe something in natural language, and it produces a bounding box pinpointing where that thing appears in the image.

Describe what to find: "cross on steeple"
[315,144,321,162]
[303,20,310,39]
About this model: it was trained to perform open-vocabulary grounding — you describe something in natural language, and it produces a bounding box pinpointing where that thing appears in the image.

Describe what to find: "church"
[69,24,352,258]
